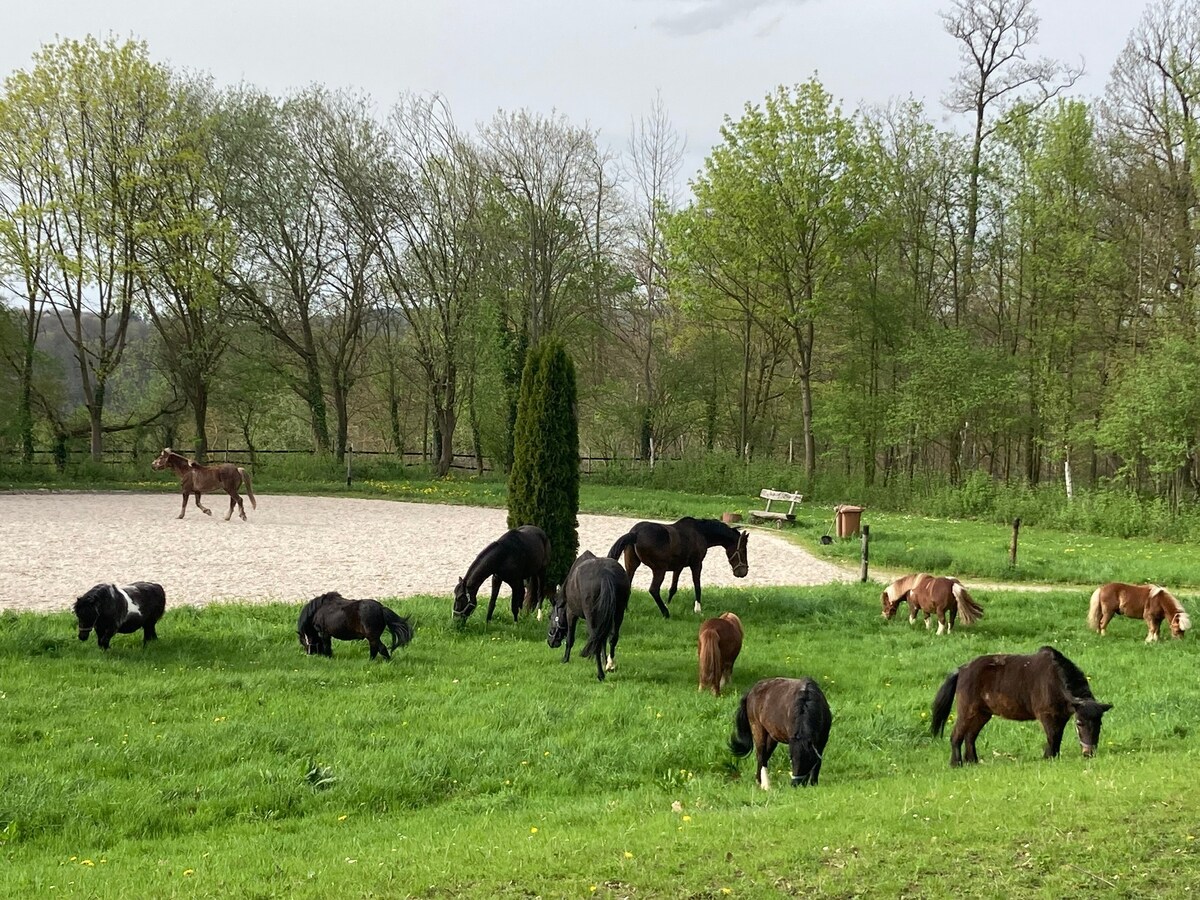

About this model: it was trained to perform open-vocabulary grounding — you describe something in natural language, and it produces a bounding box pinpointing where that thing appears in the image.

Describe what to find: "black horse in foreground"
[453,525,550,623]
[931,645,1113,767]
[73,582,166,650]
[607,517,748,617]
[730,676,832,789]
[297,592,413,660]
[547,551,631,682]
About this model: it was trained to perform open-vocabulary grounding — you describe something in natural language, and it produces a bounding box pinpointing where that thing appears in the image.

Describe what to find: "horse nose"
[78,630,89,641]
[735,566,748,578]
[1081,744,1096,757]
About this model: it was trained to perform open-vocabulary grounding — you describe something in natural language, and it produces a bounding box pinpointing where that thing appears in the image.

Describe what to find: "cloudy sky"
[3,0,1148,176]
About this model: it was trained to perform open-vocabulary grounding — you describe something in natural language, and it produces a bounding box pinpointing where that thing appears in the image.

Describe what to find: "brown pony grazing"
[1088,582,1191,642]
[152,448,257,521]
[698,612,744,696]
[881,573,982,635]
[729,677,832,789]
[931,646,1113,767]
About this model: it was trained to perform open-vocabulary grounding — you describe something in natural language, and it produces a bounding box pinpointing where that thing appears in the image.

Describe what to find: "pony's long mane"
[298,591,344,633]
[1153,587,1191,631]
[687,517,739,547]
[1039,645,1094,700]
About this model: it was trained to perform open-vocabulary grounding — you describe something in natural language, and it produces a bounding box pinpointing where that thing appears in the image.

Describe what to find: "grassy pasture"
[2,580,1198,898]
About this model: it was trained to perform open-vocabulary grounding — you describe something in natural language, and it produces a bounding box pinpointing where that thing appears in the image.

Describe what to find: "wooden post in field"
[860,525,870,583]
[346,444,353,488]
[1010,517,1021,566]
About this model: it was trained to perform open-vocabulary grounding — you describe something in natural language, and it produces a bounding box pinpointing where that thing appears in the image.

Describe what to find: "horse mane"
[73,583,109,615]
[1038,646,1094,701]
[298,591,345,632]
[686,517,739,546]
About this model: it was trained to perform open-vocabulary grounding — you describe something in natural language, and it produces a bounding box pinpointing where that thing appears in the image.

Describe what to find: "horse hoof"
[203,509,213,516]
[693,601,702,614]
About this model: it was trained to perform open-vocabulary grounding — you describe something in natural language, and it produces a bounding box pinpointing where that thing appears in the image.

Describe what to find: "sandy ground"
[0,492,853,613]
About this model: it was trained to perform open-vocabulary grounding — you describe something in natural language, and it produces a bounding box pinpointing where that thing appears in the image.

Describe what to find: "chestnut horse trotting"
[698,612,744,696]
[607,517,749,618]
[152,448,257,521]
[729,676,832,789]
[931,646,1113,767]
[1088,582,1191,642]
[881,572,982,635]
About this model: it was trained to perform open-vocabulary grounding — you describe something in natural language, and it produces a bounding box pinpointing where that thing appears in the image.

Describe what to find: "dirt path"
[0,492,854,613]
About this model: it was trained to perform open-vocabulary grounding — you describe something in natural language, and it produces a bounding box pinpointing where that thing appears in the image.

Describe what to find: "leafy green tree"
[507,340,579,588]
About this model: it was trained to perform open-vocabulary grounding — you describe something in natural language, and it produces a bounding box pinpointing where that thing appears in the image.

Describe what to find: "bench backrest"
[758,488,803,514]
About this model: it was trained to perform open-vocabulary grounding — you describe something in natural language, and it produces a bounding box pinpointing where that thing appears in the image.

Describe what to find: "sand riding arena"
[0,493,852,613]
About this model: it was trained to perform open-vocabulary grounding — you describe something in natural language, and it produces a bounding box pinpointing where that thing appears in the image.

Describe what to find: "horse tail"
[382,608,414,650]
[698,625,721,694]
[239,467,257,509]
[729,692,754,757]
[607,530,636,563]
[581,576,616,660]
[1087,587,1103,632]
[930,670,959,737]
[952,581,983,626]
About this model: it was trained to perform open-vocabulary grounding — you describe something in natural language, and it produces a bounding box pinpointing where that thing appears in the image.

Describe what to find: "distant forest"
[1,0,1199,505]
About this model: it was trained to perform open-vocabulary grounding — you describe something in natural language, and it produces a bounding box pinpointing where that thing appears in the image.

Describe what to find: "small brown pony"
[881,572,982,634]
[931,646,1112,767]
[730,677,832,789]
[698,612,743,696]
[152,448,257,521]
[1087,582,1191,642]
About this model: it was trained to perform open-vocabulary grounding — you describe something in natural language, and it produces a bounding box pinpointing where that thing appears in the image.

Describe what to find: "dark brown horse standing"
[607,517,748,618]
[453,525,551,624]
[698,612,743,696]
[152,448,257,521]
[296,591,414,660]
[931,646,1113,767]
[730,676,832,789]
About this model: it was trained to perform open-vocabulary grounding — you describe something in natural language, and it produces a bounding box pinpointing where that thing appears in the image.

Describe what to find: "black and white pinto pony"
[73,582,166,650]
[454,525,551,623]
[297,591,414,660]
[730,676,832,789]
[547,551,631,682]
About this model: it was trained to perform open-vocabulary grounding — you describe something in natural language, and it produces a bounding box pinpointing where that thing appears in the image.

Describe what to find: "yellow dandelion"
[183,869,195,877]
[338,815,348,822]
[82,860,95,867]
[682,815,692,822]
[722,889,733,896]
[624,851,634,859]
[530,827,538,834]
[544,751,550,756]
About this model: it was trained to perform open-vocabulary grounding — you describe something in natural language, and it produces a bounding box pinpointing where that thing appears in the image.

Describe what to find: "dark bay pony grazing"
[730,677,832,790]
[1088,582,1191,642]
[73,582,166,650]
[152,448,257,521]
[547,551,631,682]
[698,612,744,696]
[297,591,413,660]
[607,517,748,618]
[881,572,982,635]
[453,525,550,624]
[931,646,1112,767]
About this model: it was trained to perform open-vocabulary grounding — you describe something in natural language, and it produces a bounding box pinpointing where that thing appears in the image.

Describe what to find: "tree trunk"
[191,384,209,463]
[434,404,457,477]
[303,358,331,453]
[88,381,106,462]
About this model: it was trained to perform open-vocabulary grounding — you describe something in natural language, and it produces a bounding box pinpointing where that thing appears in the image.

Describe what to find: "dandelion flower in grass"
[182,869,194,877]
[682,815,692,823]
[338,815,348,822]
[530,827,538,834]
[722,889,733,896]
[81,860,95,867]
[624,851,634,859]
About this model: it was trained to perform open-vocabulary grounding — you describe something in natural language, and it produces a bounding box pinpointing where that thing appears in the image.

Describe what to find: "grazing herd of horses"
[69,452,1192,788]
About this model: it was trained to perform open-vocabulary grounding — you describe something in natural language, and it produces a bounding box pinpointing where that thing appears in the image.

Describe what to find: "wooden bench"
[749,489,803,524]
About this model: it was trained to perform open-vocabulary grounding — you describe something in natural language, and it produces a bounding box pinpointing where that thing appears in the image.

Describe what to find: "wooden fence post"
[1009,517,1021,566]
[860,524,870,583]
[346,444,353,488]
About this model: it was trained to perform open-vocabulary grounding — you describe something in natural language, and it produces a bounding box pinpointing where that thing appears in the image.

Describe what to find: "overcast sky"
[3,0,1147,178]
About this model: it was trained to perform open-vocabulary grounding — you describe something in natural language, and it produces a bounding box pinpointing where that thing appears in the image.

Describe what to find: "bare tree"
[942,0,1082,321]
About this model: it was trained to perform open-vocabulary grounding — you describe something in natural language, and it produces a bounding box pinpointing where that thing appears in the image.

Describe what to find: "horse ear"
[1099,703,1113,712]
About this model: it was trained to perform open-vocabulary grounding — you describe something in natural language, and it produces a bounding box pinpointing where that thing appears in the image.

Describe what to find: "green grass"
[2,584,1198,898]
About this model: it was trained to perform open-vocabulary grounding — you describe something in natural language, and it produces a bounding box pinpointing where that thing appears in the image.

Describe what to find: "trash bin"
[835,504,865,538]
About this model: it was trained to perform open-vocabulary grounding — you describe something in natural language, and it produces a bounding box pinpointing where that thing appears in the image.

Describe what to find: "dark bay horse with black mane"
[730,676,832,789]
[297,591,413,660]
[931,645,1112,767]
[73,582,166,650]
[453,525,550,624]
[607,517,748,617]
[547,551,631,682]
[152,448,257,521]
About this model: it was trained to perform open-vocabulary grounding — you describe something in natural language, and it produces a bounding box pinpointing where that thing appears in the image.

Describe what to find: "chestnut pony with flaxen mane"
[881,572,982,635]
[698,612,743,696]
[152,448,257,521]
[1087,582,1190,642]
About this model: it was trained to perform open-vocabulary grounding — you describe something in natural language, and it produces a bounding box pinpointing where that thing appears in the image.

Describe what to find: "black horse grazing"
[931,645,1113,767]
[730,677,832,789]
[547,551,631,682]
[607,517,748,618]
[453,525,550,623]
[73,582,166,650]
[297,592,414,660]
